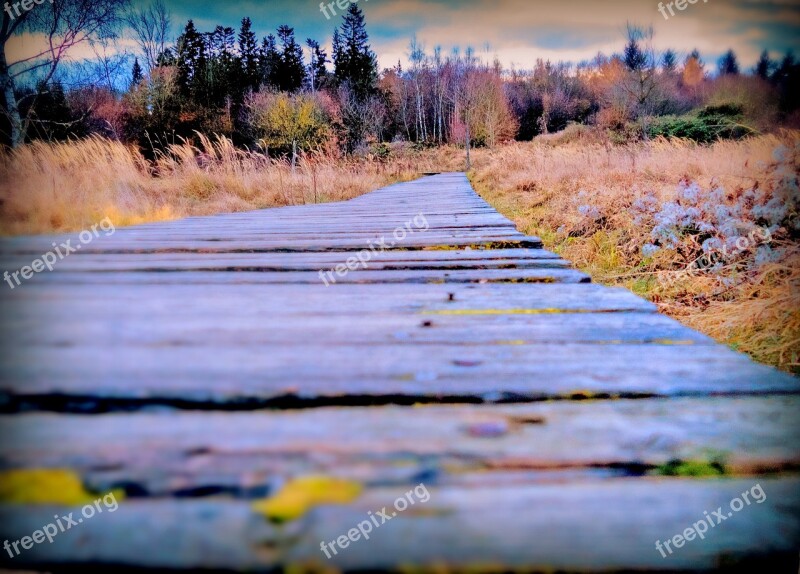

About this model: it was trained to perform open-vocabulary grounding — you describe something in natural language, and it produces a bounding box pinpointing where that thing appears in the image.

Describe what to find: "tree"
[125,0,171,72]
[246,91,331,171]
[259,35,280,89]
[623,26,647,72]
[754,50,772,80]
[175,20,207,98]
[131,58,144,88]
[662,49,677,73]
[682,50,705,87]
[306,39,329,93]
[621,25,659,121]
[238,17,259,92]
[718,49,739,76]
[332,4,378,99]
[0,0,130,147]
[276,25,305,92]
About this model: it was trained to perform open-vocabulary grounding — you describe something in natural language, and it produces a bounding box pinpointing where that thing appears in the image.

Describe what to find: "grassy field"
[0,135,469,236]
[469,128,799,374]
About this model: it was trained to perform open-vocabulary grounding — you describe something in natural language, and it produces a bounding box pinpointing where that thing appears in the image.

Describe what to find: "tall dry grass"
[469,129,799,373]
[0,135,470,236]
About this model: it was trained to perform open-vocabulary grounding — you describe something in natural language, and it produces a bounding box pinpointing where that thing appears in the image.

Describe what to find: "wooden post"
[465,122,471,170]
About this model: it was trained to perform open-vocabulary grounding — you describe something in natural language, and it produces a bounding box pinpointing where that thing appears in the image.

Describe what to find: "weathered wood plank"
[2,398,797,488]
[1,478,797,571]
[1,311,713,347]
[2,267,591,285]
[0,283,658,314]
[2,343,797,407]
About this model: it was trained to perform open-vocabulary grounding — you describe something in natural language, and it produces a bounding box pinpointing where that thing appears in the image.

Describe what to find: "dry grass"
[469,130,800,373]
[0,135,470,236]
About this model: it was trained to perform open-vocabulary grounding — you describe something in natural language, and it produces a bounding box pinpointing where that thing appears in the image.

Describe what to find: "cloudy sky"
[8,0,800,73]
[153,0,799,69]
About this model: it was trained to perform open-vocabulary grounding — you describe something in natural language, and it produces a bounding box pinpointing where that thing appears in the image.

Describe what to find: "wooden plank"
[0,236,543,254]
[2,344,797,407]
[0,254,571,273]
[0,283,659,315]
[0,247,565,270]
[1,312,714,347]
[2,398,797,486]
[2,268,591,285]
[0,478,797,570]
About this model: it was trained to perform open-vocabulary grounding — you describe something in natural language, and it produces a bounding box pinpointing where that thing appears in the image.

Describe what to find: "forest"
[3,0,799,156]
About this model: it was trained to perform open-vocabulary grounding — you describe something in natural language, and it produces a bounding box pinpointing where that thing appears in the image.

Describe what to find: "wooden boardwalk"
[0,172,798,572]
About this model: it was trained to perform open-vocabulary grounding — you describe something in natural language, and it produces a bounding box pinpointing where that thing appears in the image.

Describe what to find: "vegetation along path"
[0,173,798,571]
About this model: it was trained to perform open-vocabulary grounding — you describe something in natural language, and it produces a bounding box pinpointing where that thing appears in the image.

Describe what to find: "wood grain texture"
[0,172,797,572]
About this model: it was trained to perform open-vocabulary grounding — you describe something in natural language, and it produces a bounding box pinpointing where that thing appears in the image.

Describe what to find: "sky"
[8,0,800,74]
[155,0,800,70]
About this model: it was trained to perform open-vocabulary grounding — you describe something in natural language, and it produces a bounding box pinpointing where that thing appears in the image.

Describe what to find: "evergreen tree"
[306,39,329,92]
[259,34,281,89]
[238,17,260,92]
[332,4,378,99]
[773,51,800,112]
[754,50,772,80]
[175,20,207,97]
[661,49,677,73]
[623,35,646,71]
[276,25,306,92]
[718,49,739,76]
[131,58,144,88]
[206,25,241,105]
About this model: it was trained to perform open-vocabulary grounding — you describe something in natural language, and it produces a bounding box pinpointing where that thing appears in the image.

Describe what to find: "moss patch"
[253,476,363,524]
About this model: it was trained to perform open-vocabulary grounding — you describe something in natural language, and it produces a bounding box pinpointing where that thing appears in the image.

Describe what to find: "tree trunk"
[0,48,23,147]
[465,122,471,170]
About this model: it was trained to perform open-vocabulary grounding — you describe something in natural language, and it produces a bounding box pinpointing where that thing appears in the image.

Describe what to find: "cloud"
[18,0,796,74]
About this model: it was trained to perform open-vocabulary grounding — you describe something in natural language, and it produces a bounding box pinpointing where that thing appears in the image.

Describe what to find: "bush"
[647,109,755,143]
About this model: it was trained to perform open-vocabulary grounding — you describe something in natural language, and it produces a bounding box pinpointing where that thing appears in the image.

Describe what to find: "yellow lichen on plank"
[253,476,363,524]
[0,468,121,505]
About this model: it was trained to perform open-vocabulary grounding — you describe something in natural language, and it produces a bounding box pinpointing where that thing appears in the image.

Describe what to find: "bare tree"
[0,0,129,147]
[125,0,170,72]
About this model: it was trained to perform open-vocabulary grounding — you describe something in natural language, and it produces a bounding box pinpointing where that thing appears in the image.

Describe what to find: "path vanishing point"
[1,173,799,571]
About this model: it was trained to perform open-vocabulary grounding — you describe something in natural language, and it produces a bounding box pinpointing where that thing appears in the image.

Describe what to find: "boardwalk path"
[1,173,799,571]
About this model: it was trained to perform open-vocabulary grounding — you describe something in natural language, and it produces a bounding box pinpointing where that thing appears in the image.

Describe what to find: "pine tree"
[276,25,306,92]
[332,4,378,99]
[623,35,646,71]
[206,26,241,106]
[238,17,260,91]
[718,49,739,76]
[175,20,207,97]
[259,34,281,89]
[131,58,144,88]
[306,39,329,92]
[754,50,772,80]
[662,50,677,73]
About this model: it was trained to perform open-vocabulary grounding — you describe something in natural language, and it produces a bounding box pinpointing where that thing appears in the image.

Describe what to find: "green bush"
[648,106,755,143]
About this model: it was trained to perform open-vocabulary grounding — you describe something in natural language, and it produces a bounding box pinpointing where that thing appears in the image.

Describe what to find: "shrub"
[647,110,755,143]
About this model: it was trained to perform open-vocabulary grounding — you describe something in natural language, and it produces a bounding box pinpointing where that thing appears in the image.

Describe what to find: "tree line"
[2,1,799,155]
